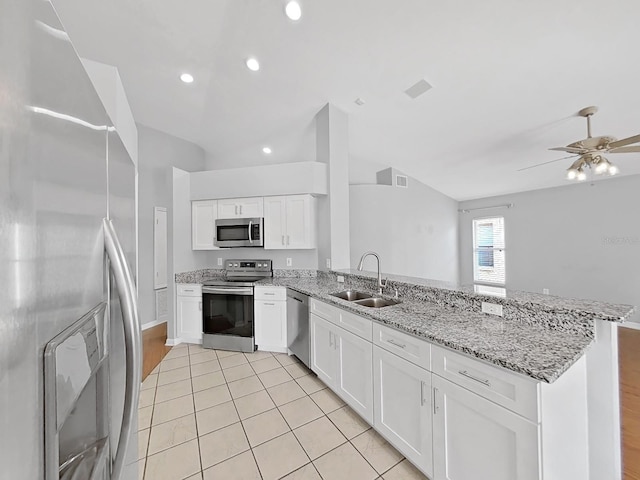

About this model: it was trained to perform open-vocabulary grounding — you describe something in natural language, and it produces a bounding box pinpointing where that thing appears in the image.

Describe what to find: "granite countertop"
[258,277,593,383]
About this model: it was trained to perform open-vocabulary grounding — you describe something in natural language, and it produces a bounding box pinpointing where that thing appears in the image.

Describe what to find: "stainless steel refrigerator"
[0,0,141,479]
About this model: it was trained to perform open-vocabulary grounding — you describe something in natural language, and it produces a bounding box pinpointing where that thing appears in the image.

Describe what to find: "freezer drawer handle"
[458,370,491,387]
[104,218,142,480]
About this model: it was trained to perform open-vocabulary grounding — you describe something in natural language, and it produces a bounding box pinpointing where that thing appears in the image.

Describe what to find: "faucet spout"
[356,251,387,295]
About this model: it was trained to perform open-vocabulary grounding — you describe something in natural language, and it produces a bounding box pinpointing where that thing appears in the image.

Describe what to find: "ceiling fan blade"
[609,145,640,153]
[517,155,579,172]
[549,146,584,154]
[608,134,640,149]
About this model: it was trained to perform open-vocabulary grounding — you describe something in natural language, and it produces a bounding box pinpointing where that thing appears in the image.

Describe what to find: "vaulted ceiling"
[52,0,640,200]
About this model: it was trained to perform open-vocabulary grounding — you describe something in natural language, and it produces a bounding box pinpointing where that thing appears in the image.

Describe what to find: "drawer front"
[310,298,338,323]
[177,284,202,297]
[431,345,540,422]
[254,286,287,301]
[336,310,372,342]
[373,323,431,370]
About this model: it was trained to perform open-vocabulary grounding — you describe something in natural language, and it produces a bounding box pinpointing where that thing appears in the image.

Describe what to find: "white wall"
[349,179,459,283]
[138,125,206,328]
[458,174,640,323]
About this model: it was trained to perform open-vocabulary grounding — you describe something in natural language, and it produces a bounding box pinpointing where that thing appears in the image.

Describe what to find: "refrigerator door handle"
[103,218,142,480]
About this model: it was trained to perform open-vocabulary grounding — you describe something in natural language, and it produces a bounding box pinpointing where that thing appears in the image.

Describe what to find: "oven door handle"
[203,286,254,296]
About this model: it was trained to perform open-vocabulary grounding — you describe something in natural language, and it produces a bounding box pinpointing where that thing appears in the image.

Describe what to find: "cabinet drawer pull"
[264,293,275,296]
[183,289,194,292]
[458,370,491,387]
[264,303,275,306]
[387,339,406,349]
[433,387,438,415]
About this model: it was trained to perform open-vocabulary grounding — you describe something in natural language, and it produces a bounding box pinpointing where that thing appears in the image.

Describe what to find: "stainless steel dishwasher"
[286,289,310,368]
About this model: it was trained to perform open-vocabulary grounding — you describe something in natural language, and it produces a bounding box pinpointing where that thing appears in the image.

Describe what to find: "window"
[473,217,505,285]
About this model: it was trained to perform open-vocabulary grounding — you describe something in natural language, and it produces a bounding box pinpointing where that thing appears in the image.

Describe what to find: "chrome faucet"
[357,251,387,295]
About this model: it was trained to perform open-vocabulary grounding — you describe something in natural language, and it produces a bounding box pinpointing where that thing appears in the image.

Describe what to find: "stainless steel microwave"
[215,218,264,248]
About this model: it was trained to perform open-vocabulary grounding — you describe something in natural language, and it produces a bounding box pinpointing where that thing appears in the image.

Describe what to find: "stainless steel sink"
[330,290,372,301]
[353,297,400,308]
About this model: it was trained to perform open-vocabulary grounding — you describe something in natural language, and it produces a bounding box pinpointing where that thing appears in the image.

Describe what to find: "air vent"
[155,288,168,322]
[396,175,408,188]
[404,79,433,99]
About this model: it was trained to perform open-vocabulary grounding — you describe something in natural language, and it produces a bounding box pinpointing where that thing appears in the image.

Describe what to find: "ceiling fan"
[519,106,640,180]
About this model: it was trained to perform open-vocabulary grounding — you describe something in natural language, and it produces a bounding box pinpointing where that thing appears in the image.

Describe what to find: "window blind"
[472,217,505,285]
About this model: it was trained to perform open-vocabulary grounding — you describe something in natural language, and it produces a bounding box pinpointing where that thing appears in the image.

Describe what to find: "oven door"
[215,218,263,247]
[202,286,254,338]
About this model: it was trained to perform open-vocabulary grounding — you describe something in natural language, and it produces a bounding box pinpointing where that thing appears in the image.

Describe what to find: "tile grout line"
[219,349,265,480]
[152,346,413,480]
[187,347,205,479]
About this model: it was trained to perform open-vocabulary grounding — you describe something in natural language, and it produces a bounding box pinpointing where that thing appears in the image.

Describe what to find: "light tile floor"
[138,344,429,480]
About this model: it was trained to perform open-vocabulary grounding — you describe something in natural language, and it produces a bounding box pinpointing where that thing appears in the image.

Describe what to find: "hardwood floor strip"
[620,326,640,479]
[142,322,171,380]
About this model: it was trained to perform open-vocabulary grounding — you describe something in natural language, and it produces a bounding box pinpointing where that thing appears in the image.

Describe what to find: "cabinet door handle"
[281,235,285,246]
[199,302,202,311]
[433,387,438,415]
[239,205,243,215]
[387,339,406,349]
[420,381,426,406]
[329,332,333,348]
[458,370,491,387]
[287,235,290,245]
[234,205,238,215]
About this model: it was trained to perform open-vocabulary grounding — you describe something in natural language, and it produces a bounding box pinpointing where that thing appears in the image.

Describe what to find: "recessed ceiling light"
[285,1,302,21]
[262,146,272,155]
[180,73,194,83]
[246,58,260,72]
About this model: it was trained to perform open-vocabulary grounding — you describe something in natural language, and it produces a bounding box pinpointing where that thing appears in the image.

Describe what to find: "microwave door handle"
[248,221,253,244]
[103,218,142,480]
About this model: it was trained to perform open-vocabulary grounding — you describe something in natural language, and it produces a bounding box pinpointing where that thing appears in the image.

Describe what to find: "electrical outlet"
[337,275,345,283]
[286,258,292,267]
[543,288,549,295]
[217,258,222,266]
[326,258,331,268]
[481,302,503,317]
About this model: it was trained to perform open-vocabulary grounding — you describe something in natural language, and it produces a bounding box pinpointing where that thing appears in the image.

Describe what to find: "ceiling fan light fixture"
[576,169,587,181]
[594,156,611,174]
[566,168,578,180]
[609,165,620,176]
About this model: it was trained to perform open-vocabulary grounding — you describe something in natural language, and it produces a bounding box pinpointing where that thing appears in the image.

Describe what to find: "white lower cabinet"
[310,313,373,424]
[432,374,540,480]
[176,284,203,343]
[373,345,433,477]
[255,300,287,352]
[254,286,287,353]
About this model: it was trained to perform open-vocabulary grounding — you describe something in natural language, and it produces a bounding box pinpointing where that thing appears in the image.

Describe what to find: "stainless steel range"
[202,259,273,353]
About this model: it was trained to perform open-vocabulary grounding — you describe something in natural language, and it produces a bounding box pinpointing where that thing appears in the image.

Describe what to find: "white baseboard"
[142,319,167,331]
[620,321,640,331]
[257,345,288,354]
[166,337,203,347]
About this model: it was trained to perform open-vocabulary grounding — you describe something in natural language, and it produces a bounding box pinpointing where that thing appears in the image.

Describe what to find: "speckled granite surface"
[174,267,635,383]
[266,276,592,383]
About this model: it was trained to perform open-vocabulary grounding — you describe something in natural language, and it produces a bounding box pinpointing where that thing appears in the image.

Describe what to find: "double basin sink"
[330,290,400,308]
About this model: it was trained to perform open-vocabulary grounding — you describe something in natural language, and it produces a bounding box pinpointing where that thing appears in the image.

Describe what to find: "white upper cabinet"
[192,200,219,250]
[264,194,316,250]
[217,197,264,219]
